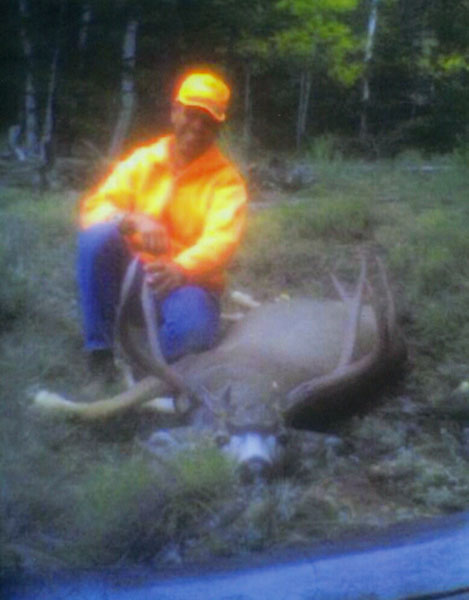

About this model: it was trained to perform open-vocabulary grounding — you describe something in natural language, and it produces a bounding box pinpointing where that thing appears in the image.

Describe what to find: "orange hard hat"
[175,72,230,122]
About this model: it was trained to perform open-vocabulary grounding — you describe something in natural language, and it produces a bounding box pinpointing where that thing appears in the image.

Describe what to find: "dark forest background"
[2,0,469,174]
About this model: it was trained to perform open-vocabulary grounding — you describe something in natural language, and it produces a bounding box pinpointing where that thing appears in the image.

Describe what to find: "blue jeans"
[77,222,220,363]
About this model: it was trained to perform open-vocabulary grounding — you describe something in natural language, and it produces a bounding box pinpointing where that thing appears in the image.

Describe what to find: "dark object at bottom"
[4,511,469,599]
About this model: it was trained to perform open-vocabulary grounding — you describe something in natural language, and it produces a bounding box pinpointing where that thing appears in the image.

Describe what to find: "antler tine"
[141,280,194,398]
[330,273,348,303]
[284,255,405,421]
[33,376,163,420]
[116,259,200,406]
[335,256,368,370]
[362,256,396,355]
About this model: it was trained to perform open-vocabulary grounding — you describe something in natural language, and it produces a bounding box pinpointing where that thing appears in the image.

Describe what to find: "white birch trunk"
[108,17,139,158]
[78,2,92,73]
[41,47,59,152]
[42,0,64,151]
[37,0,65,191]
[360,0,379,138]
[296,70,312,150]
[78,3,92,52]
[243,65,253,151]
[296,71,305,150]
[18,0,39,155]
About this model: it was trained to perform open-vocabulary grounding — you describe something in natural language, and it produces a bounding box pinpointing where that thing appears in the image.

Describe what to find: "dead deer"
[34,256,406,480]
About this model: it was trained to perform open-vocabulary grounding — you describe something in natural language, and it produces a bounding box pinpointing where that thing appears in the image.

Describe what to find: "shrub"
[0,247,28,330]
[56,444,237,567]
[61,454,164,565]
[307,134,343,162]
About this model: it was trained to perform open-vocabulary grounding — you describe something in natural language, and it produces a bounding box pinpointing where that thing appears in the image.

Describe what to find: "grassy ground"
[1,154,469,576]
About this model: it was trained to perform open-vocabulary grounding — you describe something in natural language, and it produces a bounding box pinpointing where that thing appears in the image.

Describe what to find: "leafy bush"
[0,246,28,329]
[62,455,165,565]
[55,445,237,567]
[307,134,343,162]
[388,204,469,364]
[452,137,469,165]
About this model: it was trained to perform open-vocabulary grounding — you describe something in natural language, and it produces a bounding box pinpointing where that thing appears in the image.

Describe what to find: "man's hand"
[144,260,186,297]
[124,213,169,255]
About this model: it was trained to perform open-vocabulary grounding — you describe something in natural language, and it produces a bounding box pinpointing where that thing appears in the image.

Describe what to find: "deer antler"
[33,376,162,420]
[33,260,203,420]
[116,259,203,406]
[331,256,367,370]
[284,256,406,421]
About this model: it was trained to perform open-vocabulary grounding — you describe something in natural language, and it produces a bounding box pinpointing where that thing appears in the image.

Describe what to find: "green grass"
[60,444,238,566]
[2,156,469,574]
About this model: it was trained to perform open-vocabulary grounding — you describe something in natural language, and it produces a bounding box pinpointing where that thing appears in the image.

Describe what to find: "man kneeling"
[77,71,247,380]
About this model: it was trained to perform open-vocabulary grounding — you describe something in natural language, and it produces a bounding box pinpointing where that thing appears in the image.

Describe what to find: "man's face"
[171,103,220,165]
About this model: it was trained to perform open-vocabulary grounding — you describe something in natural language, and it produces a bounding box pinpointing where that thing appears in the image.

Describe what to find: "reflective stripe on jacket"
[79,135,247,292]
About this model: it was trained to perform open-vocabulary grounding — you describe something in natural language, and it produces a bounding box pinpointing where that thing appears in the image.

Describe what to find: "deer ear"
[220,384,232,409]
[199,384,231,419]
[272,394,283,421]
[199,385,218,414]
[214,428,230,447]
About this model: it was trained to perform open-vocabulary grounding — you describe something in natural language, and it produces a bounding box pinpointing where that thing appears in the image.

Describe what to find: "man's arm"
[114,212,169,256]
[171,172,247,282]
[79,152,140,229]
[79,149,169,255]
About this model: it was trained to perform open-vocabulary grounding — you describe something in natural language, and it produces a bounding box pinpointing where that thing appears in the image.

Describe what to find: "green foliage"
[382,439,469,512]
[307,134,343,162]
[274,0,360,80]
[350,415,407,457]
[4,0,469,154]
[0,191,78,342]
[0,190,74,331]
[277,193,375,242]
[63,455,164,565]
[165,443,237,504]
[452,136,469,165]
[388,202,469,361]
[0,246,28,330]
[57,445,237,567]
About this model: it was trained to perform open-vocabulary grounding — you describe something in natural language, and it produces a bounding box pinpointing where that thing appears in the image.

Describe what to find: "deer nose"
[241,457,272,482]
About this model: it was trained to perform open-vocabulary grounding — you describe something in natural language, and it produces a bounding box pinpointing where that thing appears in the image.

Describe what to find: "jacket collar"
[151,135,226,178]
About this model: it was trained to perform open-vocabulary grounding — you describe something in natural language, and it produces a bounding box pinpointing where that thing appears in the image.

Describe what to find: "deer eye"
[214,431,230,447]
[277,430,289,446]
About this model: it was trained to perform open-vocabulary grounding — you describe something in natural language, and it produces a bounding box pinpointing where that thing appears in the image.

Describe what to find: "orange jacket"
[79,135,247,292]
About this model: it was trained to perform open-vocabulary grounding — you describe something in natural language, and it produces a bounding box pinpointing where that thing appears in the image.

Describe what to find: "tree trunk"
[18,0,39,155]
[108,17,139,158]
[243,65,253,153]
[296,69,312,150]
[41,47,59,154]
[37,0,66,191]
[78,2,92,52]
[78,2,92,71]
[360,0,379,139]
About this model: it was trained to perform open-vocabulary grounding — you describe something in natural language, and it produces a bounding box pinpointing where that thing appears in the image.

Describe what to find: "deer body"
[34,259,406,478]
[172,298,378,404]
